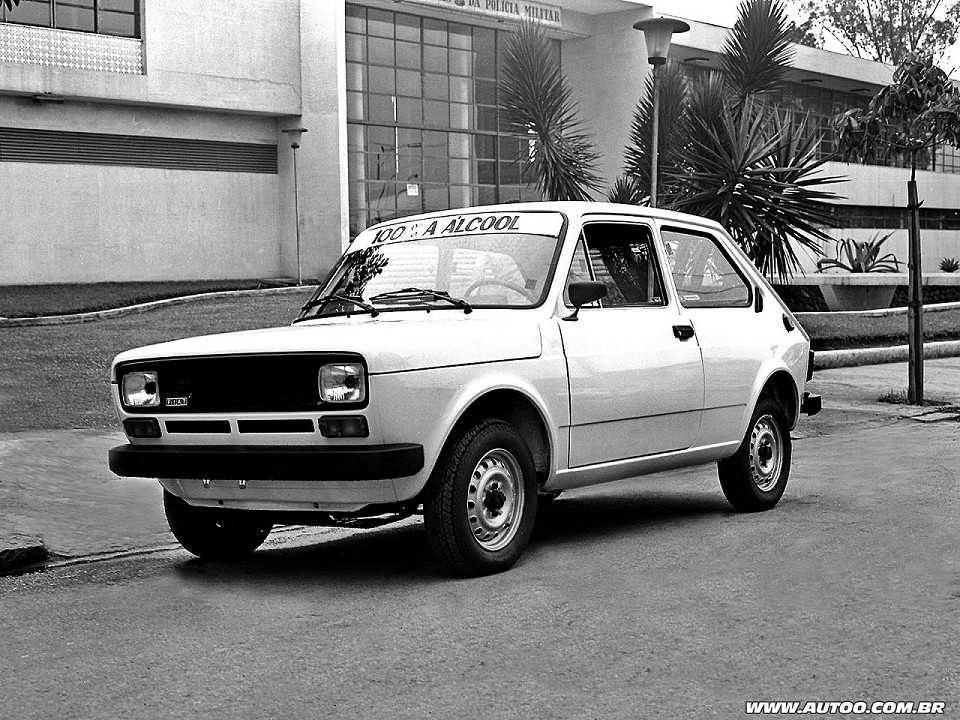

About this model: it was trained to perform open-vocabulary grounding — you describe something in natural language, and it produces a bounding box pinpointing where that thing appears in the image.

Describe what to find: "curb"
[815,339,960,370]
[0,533,48,574]
[0,285,312,328]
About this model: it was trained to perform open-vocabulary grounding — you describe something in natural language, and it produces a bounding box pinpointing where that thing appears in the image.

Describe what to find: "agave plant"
[499,20,601,201]
[816,233,901,273]
[939,256,960,273]
[623,0,845,281]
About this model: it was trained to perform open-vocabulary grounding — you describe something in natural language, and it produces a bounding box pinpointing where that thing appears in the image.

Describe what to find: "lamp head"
[281,126,308,149]
[632,17,690,66]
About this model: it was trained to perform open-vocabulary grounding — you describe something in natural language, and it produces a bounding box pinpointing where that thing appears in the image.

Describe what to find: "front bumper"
[109,443,424,481]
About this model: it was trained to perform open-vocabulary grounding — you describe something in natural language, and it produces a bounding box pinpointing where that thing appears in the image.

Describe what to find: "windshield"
[298,212,564,320]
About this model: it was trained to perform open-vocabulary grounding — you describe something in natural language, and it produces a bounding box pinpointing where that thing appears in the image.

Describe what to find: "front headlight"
[318,363,365,403]
[121,370,160,408]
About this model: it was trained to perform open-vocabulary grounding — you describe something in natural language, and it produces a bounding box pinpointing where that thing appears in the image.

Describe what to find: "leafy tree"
[793,0,960,64]
[500,19,601,201]
[623,0,844,281]
[835,54,960,402]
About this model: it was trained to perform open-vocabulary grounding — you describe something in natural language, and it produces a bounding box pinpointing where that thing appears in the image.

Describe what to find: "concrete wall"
[0,0,352,285]
[0,162,279,284]
[562,9,654,196]
[276,0,350,282]
[0,0,302,114]
[0,95,283,284]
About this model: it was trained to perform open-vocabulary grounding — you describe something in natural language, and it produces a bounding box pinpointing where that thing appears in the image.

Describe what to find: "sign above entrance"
[405,0,562,29]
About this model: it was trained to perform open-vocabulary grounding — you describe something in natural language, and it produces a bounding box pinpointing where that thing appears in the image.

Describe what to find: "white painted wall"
[0,162,280,284]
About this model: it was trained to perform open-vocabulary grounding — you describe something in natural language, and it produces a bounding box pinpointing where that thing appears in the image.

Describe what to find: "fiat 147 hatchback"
[109,202,820,576]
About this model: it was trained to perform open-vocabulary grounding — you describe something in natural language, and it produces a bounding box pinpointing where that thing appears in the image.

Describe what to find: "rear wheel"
[163,490,273,560]
[717,397,792,512]
[424,419,538,576]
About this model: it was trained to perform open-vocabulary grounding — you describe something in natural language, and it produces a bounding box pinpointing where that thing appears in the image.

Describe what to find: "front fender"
[367,355,568,502]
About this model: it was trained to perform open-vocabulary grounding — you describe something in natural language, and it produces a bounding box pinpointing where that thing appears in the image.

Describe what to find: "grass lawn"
[0,279,300,318]
[0,289,313,432]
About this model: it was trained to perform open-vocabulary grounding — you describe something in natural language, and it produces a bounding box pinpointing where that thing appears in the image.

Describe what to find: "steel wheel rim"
[466,448,524,552]
[749,414,783,493]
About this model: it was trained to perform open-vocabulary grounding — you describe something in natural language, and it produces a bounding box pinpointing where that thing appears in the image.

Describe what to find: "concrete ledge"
[783,273,960,286]
[815,340,960,370]
[0,286,310,328]
[0,533,48,574]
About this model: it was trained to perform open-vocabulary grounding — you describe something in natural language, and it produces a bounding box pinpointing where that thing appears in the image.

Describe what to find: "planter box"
[781,273,960,311]
[819,284,896,311]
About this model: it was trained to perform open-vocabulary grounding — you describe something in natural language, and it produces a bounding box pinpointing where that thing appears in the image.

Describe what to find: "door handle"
[673,324,695,341]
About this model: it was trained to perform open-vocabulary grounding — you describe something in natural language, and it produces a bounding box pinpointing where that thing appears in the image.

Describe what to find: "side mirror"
[564,281,606,321]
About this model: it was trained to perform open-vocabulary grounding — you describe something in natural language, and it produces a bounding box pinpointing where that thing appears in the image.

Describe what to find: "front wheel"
[717,398,792,512]
[424,419,538,576]
[163,490,273,560]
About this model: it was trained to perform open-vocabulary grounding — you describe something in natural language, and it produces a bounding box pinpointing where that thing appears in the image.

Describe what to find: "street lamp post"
[632,17,689,208]
[281,127,308,285]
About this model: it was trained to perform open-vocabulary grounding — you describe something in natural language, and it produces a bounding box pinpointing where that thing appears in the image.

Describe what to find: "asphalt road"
[1,407,957,719]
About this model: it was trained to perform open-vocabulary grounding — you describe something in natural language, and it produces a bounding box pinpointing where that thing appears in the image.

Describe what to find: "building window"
[1,0,139,38]
[345,4,548,237]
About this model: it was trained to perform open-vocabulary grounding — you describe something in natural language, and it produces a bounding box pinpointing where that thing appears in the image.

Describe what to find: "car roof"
[361,201,729,237]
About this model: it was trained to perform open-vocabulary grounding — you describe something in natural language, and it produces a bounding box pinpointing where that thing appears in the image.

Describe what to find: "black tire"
[717,397,792,512]
[163,490,273,560]
[423,419,538,576]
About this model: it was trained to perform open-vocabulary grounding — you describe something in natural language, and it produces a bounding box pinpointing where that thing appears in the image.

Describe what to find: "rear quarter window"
[660,226,751,308]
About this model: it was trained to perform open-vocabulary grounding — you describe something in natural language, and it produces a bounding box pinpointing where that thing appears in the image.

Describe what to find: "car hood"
[111,312,543,377]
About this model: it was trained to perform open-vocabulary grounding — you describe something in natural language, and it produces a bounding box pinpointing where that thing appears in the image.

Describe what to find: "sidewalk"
[2,358,958,572]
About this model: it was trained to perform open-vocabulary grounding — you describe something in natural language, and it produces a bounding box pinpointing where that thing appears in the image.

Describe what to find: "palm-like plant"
[623,0,845,281]
[499,20,601,201]
[669,105,842,279]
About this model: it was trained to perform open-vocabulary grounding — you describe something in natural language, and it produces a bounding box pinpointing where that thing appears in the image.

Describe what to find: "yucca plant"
[940,257,960,273]
[500,20,601,201]
[670,105,842,280]
[607,175,643,204]
[623,0,845,281]
[816,233,901,273]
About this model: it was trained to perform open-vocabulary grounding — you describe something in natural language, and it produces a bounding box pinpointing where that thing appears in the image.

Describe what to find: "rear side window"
[581,223,667,307]
[660,227,751,308]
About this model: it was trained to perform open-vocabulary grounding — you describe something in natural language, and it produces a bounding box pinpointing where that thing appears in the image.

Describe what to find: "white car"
[109,202,820,576]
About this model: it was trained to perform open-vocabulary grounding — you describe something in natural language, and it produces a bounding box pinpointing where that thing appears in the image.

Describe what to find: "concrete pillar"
[277,0,350,283]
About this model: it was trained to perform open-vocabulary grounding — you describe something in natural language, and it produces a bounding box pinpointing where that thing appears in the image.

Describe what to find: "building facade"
[1,0,957,286]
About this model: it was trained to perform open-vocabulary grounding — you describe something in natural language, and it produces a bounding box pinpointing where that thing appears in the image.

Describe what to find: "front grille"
[238,419,315,434]
[165,420,231,434]
[117,354,366,414]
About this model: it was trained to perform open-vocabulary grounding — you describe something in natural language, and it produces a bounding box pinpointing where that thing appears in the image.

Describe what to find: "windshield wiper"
[296,292,379,322]
[369,287,473,314]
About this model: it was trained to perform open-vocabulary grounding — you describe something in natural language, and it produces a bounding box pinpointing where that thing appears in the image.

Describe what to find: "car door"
[658,224,764,447]
[559,220,705,468]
